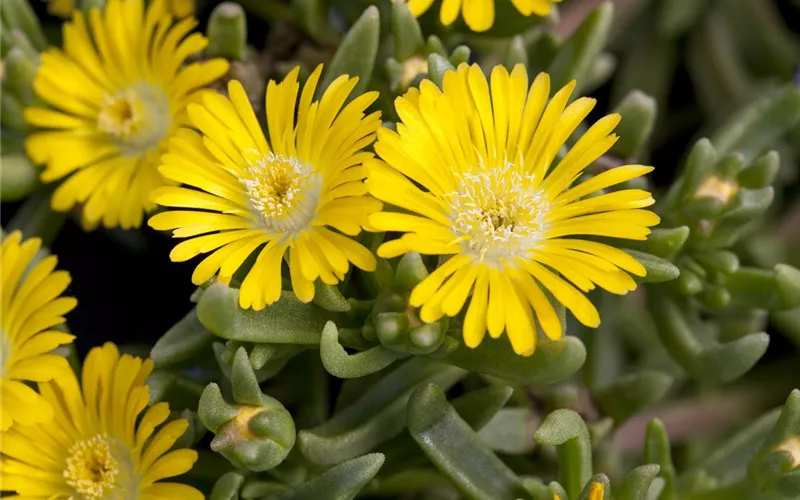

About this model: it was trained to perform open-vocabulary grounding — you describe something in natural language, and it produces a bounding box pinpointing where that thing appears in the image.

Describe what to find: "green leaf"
[395,252,429,291]
[547,1,613,95]
[727,265,800,311]
[645,419,677,500]
[0,0,47,50]
[408,383,531,500]
[210,471,245,500]
[595,371,673,424]
[657,0,709,38]
[297,358,466,466]
[207,2,247,60]
[151,308,215,369]
[262,453,385,500]
[627,250,680,283]
[197,282,331,344]
[533,409,592,500]
[644,227,690,259]
[478,408,536,455]
[609,90,657,159]
[291,0,338,45]
[392,0,424,61]
[711,86,800,162]
[738,151,780,189]
[504,36,528,71]
[443,335,586,386]
[147,371,205,410]
[320,321,405,378]
[319,6,379,98]
[313,282,351,312]
[616,464,661,500]
[427,53,455,88]
[662,138,717,212]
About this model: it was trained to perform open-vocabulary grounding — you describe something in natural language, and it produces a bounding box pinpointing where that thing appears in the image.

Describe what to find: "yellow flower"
[26,0,228,229]
[0,343,202,499]
[367,63,660,356]
[590,482,605,500]
[148,66,382,310]
[46,0,195,18]
[1,230,76,431]
[407,0,562,32]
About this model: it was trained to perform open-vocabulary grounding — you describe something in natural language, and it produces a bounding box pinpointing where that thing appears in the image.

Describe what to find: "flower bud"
[199,348,296,471]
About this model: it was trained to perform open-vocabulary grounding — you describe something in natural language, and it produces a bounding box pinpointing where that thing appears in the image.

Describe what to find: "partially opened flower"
[0,343,202,499]
[407,0,562,32]
[0,231,76,431]
[149,66,382,310]
[46,0,196,19]
[26,0,228,229]
[367,63,660,356]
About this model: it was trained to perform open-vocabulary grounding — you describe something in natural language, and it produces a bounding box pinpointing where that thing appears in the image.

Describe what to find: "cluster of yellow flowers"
[1,0,657,497]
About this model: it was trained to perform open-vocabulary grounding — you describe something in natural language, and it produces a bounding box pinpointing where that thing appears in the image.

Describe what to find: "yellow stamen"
[695,175,738,205]
[243,153,321,235]
[63,434,120,499]
[98,89,143,140]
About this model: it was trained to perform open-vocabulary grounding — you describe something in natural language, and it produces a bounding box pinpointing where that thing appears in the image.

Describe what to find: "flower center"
[64,435,120,499]
[242,153,321,236]
[97,84,172,156]
[447,162,548,263]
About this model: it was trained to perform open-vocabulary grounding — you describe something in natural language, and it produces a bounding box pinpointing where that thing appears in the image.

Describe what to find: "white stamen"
[446,160,548,264]
[242,152,321,236]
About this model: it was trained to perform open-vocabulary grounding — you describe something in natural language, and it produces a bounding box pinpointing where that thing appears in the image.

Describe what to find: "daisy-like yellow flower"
[407,0,562,32]
[46,0,196,19]
[1,343,202,499]
[148,66,382,310]
[1,231,76,431]
[367,63,660,356]
[26,0,228,229]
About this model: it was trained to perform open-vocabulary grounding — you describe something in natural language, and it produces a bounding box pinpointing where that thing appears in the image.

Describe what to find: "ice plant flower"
[26,0,228,229]
[367,63,660,356]
[0,343,202,499]
[148,66,382,310]
[406,0,562,32]
[0,230,76,431]
[46,0,196,18]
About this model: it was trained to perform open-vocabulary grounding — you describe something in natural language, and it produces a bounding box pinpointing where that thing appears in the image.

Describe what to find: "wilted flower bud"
[198,347,296,471]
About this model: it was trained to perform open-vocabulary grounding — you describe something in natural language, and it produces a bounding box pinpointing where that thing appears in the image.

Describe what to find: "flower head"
[46,0,195,19]
[407,0,562,32]
[1,231,76,431]
[367,63,660,356]
[1,343,202,499]
[149,66,382,310]
[26,0,228,229]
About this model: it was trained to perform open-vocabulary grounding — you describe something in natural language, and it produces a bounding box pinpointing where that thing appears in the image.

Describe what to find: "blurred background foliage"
[4,0,800,499]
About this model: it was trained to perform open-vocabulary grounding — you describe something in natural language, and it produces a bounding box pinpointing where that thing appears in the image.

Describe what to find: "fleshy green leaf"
[533,409,592,500]
[408,383,531,500]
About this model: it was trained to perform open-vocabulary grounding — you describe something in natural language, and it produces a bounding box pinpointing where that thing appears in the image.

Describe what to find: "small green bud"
[738,151,780,189]
[319,5,379,98]
[207,2,247,60]
[425,35,448,57]
[0,154,39,202]
[374,312,409,348]
[675,268,703,295]
[699,285,731,310]
[408,322,445,354]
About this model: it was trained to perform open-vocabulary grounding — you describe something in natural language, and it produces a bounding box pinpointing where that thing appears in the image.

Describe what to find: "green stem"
[5,185,67,248]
